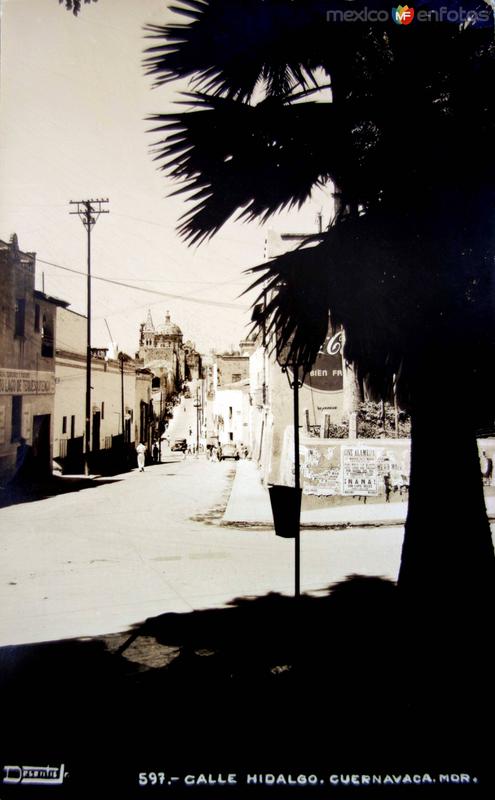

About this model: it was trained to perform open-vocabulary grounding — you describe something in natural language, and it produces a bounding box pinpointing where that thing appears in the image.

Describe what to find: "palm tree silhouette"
[144,0,495,620]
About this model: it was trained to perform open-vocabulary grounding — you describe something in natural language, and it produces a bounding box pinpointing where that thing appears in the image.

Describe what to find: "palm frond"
[247,237,331,372]
[247,201,495,405]
[143,0,332,100]
[148,93,341,244]
[59,0,97,15]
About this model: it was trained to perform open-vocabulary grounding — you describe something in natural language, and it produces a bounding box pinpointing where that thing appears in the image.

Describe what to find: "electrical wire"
[36,258,250,310]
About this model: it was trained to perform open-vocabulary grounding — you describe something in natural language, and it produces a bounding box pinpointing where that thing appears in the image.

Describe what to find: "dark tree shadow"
[0,576,491,796]
[0,475,122,508]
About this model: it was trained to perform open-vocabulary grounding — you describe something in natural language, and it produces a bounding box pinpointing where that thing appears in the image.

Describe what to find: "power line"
[36,257,250,310]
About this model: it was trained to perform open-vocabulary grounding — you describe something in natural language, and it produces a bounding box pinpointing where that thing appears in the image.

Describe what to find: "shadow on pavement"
[0,575,492,797]
[0,474,123,508]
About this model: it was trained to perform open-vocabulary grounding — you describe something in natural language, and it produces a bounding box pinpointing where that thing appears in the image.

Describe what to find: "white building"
[54,306,152,472]
[213,380,251,447]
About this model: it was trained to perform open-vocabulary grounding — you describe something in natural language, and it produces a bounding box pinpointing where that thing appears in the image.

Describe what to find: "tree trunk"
[398,370,495,630]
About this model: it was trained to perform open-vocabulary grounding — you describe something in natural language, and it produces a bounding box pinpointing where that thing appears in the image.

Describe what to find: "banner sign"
[0,369,55,395]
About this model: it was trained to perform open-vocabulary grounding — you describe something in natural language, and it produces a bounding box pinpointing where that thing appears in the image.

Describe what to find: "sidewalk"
[223,460,495,528]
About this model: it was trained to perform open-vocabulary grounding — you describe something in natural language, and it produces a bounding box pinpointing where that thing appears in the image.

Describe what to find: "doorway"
[32,414,51,475]
[92,411,101,452]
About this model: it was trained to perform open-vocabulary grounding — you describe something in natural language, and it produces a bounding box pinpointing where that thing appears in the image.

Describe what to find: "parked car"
[218,442,239,461]
[171,438,187,452]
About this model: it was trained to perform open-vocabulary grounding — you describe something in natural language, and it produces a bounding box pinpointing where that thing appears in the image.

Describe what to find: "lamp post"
[270,340,303,598]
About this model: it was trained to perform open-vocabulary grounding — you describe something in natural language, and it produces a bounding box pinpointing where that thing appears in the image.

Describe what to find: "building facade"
[249,230,349,483]
[215,351,250,387]
[138,310,186,392]
[137,310,202,441]
[0,235,67,483]
[54,306,153,473]
[213,381,251,446]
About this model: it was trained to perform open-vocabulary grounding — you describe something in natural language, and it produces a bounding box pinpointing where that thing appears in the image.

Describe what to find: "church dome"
[157,311,182,337]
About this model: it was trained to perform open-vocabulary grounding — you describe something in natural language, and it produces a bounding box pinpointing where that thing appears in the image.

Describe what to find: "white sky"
[0,0,334,355]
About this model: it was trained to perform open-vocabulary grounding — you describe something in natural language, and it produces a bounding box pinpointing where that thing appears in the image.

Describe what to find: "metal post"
[120,355,125,441]
[393,373,399,438]
[159,389,163,461]
[293,363,301,598]
[196,384,200,455]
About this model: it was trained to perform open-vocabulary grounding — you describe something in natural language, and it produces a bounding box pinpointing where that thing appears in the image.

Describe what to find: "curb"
[221,512,495,531]
[220,518,406,530]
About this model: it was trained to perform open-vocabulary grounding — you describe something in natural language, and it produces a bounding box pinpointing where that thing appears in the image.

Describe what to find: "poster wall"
[282,430,411,501]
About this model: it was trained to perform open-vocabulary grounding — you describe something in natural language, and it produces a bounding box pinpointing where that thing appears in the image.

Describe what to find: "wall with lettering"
[296,329,344,393]
[0,369,55,396]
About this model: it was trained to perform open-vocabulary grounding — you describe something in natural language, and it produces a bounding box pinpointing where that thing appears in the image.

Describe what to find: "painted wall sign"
[0,369,55,396]
[302,329,343,393]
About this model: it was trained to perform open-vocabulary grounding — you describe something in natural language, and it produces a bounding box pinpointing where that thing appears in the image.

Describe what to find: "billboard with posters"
[292,437,411,499]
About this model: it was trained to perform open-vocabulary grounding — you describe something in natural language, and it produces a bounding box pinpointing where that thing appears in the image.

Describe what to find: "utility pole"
[70,199,109,473]
[194,383,201,456]
[393,373,399,438]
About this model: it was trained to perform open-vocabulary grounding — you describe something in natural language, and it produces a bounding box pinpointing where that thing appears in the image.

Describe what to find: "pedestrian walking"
[14,437,33,482]
[136,442,146,472]
[383,472,392,503]
[480,450,493,485]
[152,442,159,464]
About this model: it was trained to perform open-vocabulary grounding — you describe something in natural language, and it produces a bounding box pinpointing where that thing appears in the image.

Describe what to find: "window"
[34,304,41,332]
[41,312,54,358]
[15,299,26,338]
[11,396,22,442]
[101,402,105,420]
[229,406,233,420]
[62,416,67,434]
[232,374,241,383]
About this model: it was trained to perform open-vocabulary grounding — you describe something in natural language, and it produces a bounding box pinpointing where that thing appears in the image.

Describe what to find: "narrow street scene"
[0,453,405,647]
[1,2,494,798]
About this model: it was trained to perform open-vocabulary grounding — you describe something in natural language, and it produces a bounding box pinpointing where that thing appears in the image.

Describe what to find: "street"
[163,382,200,447]
[1,457,493,800]
[0,456,404,646]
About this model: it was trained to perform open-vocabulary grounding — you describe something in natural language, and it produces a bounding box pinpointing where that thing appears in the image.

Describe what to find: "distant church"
[137,310,201,398]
